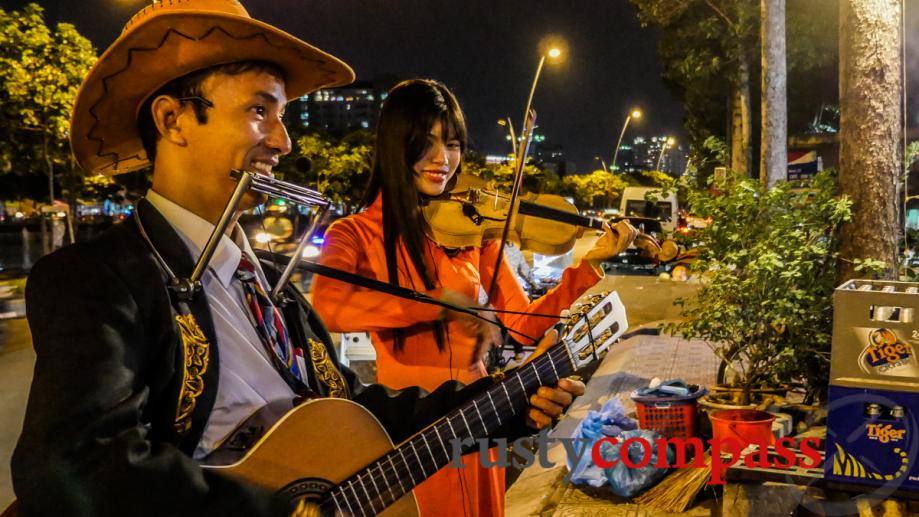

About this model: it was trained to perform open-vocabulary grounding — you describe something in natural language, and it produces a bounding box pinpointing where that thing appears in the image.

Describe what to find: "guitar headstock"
[559,291,628,370]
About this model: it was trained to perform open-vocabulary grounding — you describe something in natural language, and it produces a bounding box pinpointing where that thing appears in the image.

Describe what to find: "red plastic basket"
[631,385,706,440]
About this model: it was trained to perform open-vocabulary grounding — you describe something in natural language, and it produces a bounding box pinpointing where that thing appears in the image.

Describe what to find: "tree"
[284,130,373,213]
[836,0,901,281]
[463,160,553,194]
[760,0,787,189]
[630,0,758,176]
[670,171,857,403]
[0,4,96,202]
[630,0,837,182]
[561,170,630,209]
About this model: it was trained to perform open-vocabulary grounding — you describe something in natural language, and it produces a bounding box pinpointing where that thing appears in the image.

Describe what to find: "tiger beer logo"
[866,423,907,444]
[860,328,915,374]
[832,443,910,482]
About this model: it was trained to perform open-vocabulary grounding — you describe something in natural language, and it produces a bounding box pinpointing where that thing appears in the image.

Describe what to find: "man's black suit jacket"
[12,200,506,516]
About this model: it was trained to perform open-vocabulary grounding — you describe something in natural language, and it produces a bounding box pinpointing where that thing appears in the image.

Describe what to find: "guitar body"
[206,398,419,516]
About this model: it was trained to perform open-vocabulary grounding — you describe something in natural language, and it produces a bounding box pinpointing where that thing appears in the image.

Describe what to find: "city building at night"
[287,75,399,135]
[614,135,687,175]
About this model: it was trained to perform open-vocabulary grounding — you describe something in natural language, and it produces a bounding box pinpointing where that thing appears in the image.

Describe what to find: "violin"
[422,174,609,256]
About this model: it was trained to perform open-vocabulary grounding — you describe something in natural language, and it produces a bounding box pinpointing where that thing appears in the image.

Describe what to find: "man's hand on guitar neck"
[522,329,586,429]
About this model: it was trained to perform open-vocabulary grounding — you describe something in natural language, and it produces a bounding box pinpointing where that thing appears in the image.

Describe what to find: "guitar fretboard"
[320,344,574,516]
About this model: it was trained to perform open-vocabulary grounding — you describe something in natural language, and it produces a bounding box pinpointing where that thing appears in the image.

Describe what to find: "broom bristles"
[633,452,712,513]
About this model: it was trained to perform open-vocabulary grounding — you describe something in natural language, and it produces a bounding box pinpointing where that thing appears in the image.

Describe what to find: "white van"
[618,187,679,233]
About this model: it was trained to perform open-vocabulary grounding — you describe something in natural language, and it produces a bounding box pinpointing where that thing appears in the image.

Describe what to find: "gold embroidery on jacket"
[174,314,210,434]
[308,338,347,398]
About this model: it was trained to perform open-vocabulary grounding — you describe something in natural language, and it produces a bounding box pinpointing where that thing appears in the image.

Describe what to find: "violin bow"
[486,108,537,306]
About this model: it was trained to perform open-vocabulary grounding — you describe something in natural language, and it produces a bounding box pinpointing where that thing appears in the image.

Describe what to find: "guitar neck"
[321,345,575,515]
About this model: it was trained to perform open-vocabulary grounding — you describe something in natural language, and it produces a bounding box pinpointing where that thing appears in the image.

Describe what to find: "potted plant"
[667,170,871,407]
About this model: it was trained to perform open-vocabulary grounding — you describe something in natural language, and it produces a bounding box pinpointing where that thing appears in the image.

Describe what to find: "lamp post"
[487,42,564,301]
[656,137,676,171]
[517,46,562,161]
[611,108,641,172]
[594,156,608,173]
[497,118,518,163]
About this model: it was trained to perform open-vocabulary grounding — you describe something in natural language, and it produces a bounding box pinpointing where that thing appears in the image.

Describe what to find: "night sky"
[6,0,919,171]
[3,0,684,171]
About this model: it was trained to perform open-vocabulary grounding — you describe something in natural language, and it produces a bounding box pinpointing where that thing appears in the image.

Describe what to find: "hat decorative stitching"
[83,25,340,174]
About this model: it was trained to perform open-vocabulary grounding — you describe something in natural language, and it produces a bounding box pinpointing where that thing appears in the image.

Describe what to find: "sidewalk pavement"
[0,317,33,508]
[505,333,721,517]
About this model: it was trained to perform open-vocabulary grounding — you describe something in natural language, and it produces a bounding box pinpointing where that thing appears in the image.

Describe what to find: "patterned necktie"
[235,254,308,393]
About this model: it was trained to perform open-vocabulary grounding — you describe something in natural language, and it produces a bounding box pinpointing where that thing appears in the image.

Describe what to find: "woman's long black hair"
[362,79,468,352]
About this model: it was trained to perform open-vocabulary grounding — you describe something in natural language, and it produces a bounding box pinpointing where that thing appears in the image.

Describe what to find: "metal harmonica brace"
[187,169,330,303]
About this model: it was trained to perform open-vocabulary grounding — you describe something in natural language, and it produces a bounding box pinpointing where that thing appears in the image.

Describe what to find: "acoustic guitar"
[202,291,628,516]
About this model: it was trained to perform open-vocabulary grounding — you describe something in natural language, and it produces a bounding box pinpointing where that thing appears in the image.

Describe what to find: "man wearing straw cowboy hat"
[10,1,584,515]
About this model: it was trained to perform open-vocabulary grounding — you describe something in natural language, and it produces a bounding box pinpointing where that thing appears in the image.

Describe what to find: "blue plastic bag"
[567,398,675,497]
[567,398,637,487]
[597,429,675,497]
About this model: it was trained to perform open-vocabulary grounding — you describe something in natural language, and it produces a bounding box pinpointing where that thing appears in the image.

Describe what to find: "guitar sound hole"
[280,477,336,515]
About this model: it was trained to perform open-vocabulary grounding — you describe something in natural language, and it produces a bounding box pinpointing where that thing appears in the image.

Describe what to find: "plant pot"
[709,409,775,453]
[697,391,759,438]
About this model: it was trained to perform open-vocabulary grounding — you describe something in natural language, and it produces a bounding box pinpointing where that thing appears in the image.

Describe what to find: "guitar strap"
[133,202,215,443]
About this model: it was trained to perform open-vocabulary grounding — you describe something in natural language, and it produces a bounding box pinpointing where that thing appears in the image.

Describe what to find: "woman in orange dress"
[312,79,636,517]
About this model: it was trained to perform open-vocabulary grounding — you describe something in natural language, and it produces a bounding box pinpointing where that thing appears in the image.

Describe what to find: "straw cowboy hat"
[70,0,355,175]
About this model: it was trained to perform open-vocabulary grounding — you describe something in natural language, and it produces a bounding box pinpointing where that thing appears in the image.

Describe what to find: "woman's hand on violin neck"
[582,220,640,270]
[438,290,502,365]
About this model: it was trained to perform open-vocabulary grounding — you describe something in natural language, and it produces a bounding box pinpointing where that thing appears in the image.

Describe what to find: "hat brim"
[71,10,355,175]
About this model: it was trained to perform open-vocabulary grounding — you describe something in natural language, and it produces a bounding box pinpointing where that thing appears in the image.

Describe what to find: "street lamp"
[594,156,608,173]
[656,137,676,171]
[487,41,565,300]
[497,118,518,162]
[518,44,564,158]
[611,108,641,172]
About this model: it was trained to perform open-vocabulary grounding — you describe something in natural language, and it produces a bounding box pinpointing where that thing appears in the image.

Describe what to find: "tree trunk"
[760,0,788,189]
[730,56,753,176]
[837,0,902,282]
[42,129,54,254]
[43,131,54,204]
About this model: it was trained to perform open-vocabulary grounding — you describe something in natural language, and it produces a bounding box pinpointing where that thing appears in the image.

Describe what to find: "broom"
[633,451,713,513]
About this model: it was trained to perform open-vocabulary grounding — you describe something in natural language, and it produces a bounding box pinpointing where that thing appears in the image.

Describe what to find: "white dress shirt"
[145,190,295,459]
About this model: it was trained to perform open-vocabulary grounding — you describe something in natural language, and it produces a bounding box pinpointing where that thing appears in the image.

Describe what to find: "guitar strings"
[329,299,618,513]
[328,344,575,513]
[333,344,575,512]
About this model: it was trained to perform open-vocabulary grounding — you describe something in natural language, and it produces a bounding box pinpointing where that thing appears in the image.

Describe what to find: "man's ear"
[150,95,188,147]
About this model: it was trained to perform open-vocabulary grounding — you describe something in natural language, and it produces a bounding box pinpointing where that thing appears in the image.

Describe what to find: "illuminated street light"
[611,108,642,173]
[497,118,518,161]
[518,43,565,149]
[656,137,676,171]
[594,156,609,173]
